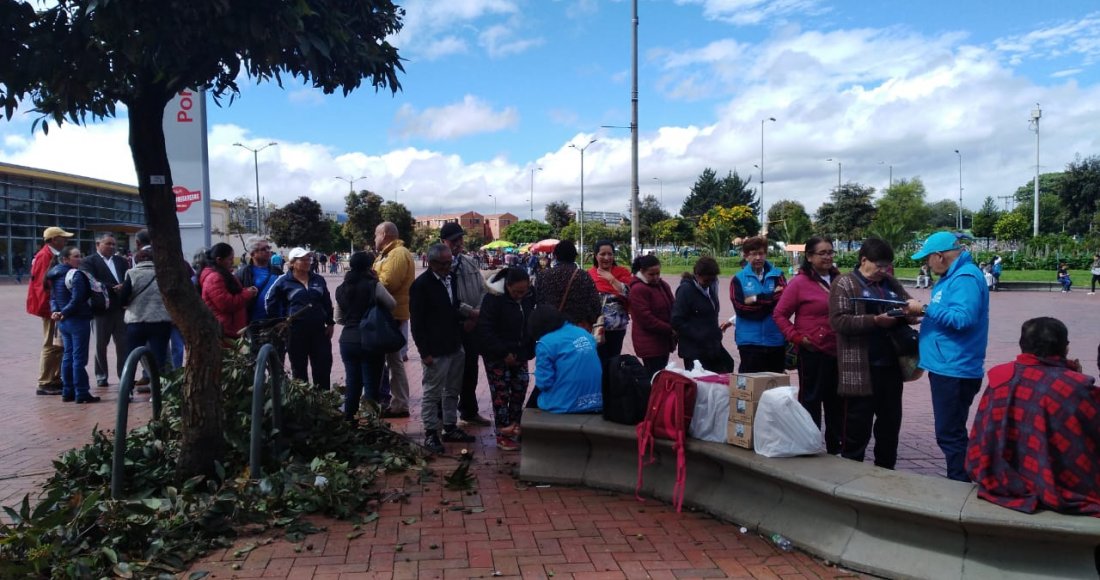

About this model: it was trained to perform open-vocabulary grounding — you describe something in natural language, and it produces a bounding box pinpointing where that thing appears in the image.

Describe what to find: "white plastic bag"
[689,379,729,443]
[753,386,826,457]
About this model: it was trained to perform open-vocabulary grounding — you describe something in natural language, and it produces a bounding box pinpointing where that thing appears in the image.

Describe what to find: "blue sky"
[3,0,1100,225]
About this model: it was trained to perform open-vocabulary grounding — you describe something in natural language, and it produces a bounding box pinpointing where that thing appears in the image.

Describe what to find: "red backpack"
[636,370,698,512]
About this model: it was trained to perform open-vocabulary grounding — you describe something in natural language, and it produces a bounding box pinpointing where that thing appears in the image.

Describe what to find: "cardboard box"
[729,372,789,400]
[729,397,757,424]
[726,420,753,448]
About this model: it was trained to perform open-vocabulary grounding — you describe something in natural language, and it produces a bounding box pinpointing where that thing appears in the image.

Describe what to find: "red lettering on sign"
[173,185,203,212]
[175,90,195,123]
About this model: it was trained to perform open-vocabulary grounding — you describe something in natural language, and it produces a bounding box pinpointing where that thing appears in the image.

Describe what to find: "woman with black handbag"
[828,238,916,469]
[334,251,395,421]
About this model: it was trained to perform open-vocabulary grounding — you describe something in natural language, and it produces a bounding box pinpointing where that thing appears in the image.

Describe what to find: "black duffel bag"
[603,354,653,425]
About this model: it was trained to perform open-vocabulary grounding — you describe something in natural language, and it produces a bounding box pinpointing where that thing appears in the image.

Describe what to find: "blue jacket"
[731,261,787,347]
[47,263,94,320]
[918,251,989,379]
[534,322,603,413]
[264,272,334,327]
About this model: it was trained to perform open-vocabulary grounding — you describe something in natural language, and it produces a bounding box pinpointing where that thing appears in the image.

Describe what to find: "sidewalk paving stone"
[2,271,1097,578]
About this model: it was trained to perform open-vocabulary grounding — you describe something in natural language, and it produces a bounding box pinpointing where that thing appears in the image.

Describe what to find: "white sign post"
[162,89,212,261]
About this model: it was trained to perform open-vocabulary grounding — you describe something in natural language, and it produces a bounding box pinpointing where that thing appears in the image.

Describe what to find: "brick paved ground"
[2,270,1098,578]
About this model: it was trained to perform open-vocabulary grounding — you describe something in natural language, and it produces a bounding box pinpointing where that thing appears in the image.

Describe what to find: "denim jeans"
[126,321,171,377]
[169,325,185,369]
[59,317,92,399]
[929,372,983,482]
[339,341,385,420]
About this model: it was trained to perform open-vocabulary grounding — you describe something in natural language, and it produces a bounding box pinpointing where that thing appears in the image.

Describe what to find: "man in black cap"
[439,222,491,426]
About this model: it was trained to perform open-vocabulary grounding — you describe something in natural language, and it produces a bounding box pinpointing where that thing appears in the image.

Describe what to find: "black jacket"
[80,252,129,313]
[671,275,724,362]
[477,283,536,362]
[335,277,377,345]
[409,269,462,357]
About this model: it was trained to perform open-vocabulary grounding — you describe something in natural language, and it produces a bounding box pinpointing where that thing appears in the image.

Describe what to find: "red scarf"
[589,265,632,296]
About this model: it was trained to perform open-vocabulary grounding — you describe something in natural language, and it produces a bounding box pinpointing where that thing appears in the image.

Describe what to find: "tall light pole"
[652,177,663,206]
[954,149,963,230]
[233,141,278,234]
[393,188,404,204]
[826,158,841,191]
[488,193,497,214]
[629,0,640,261]
[529,167,542,221]
[879,161,893,189]
[760,117,776,235]
[334,175,367,194]
[1029,104,1041,237]
[570,138,597,257]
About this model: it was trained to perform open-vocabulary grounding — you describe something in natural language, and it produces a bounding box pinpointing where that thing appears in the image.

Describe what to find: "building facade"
[0,162,145,276]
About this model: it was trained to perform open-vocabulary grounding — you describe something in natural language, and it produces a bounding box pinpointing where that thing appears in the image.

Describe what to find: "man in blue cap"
[904,231,989,482]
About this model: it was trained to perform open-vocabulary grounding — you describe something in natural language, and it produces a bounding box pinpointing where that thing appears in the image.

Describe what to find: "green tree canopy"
[502,219,554,243]
[971,196,1001,240]
[544,201,572,234]
[344,190,386,248]
[869,178,930,239]
[267,196,332,249]
[636,194,671,231]
[1013,173,1066,235]
[766,200,814,244]
[814,183,876,245]
[652,217,694,245]
[1057,155,1100,235]
[924,199,972,230]
[681,168,757,220]
[994,212,1030,241]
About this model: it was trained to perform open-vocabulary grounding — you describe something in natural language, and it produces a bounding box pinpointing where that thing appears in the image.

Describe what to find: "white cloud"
[675,0,826,26]
[397,0,522,60]
[419,36,468,61]
[478,24,544,58]
[392,95,519,141]
[287,89,325,106]
[994,12,1100,65]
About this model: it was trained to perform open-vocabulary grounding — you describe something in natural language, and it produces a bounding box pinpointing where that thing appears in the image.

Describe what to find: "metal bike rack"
[111,346,162,499]
[249,343,285,479]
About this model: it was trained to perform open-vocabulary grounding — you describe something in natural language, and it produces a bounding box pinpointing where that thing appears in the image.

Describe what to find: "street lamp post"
[233,141,278,234]
[1029,104,1041,237]
[334,175,367,194]
[954,149,963,230]
[760,117,776,235]
[393,188,405,204]
[652,177,663,206]
[826,158,842,191]
[488,193,497,214]
[529,167,542,221]
[879,161,893,188]
[569,139,598,256]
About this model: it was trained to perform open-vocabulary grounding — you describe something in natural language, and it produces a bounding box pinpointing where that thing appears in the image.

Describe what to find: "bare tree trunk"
[127,96,226,479]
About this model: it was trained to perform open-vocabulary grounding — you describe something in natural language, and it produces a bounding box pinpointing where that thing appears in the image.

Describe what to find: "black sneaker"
[442,426,475,443]
[61,395,75,402]
[75,395,102,404]
[381,407,410,419]
[36,386,62,396]
[424,431,445,454]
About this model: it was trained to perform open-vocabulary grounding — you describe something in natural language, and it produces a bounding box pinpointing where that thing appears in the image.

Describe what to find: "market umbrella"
[481,240,516,250]
[528,238,560,254]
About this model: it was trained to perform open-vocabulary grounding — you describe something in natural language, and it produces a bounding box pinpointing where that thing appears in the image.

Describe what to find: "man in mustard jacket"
[373,222,416,417]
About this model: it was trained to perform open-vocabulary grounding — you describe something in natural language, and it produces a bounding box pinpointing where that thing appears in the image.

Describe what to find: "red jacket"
[200,267,250,339]
[26,244,56,318]
[628,276,676,359]
[772,270,838,357]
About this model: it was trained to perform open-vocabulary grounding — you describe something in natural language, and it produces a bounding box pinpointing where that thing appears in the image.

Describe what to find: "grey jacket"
[121,261,172,324]
[452,253,487,320]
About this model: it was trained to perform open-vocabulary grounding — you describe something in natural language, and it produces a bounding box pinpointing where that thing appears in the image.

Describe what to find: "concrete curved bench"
[519,410,1100,580]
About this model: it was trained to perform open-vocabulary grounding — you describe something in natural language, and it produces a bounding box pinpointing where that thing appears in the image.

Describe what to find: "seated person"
[966,317,1100,516]
[528,306,603,414]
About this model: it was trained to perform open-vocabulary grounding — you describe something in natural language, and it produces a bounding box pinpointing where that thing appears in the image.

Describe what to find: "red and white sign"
[174,186,202,212]
[163,89,211,259]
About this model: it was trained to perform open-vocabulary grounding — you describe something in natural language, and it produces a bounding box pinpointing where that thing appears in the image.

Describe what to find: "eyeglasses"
[254,247,271,252]
[813,250,836,257]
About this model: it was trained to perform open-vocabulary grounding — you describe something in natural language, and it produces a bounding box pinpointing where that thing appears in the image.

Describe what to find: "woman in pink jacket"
[773,236,842,454]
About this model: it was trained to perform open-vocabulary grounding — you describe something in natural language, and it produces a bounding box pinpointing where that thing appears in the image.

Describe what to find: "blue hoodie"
[534,322,603,413]
[918,251,989,379]
[731,261,787,347]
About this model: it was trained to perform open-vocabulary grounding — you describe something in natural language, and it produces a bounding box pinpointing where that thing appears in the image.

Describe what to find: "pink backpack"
[636,370,697,512]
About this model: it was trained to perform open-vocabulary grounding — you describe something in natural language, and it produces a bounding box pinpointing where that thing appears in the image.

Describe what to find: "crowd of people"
[24,223,1098,516]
